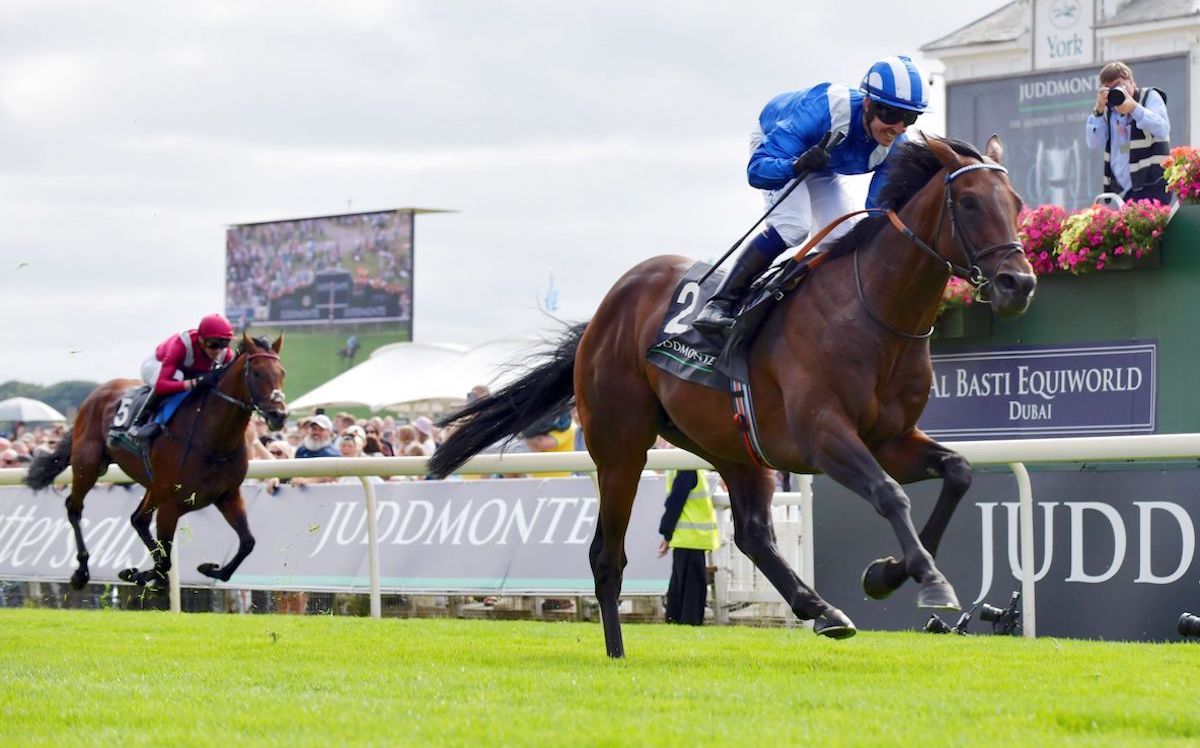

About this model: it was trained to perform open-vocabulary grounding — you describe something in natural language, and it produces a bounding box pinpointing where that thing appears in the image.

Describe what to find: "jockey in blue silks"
[693,55,930,333]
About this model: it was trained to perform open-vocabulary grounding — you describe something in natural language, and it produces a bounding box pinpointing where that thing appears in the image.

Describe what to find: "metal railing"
[5,432,1200,635]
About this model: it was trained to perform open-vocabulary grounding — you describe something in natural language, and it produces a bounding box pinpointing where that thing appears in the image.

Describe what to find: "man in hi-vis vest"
[657,469,721,625]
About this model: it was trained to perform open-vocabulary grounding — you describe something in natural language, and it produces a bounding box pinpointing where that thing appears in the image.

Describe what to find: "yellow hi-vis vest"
[666,470,720,551]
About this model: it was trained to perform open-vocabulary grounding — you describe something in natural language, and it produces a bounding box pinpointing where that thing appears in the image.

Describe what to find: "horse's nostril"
[996,271,1035,297]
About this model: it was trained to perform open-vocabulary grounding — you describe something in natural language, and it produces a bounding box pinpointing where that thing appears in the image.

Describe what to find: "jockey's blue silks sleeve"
[747,82,900,195]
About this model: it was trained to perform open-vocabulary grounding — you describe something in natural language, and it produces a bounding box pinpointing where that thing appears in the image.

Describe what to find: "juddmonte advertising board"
[225,209,414,330]
[919,341,1156,440]
[0,477,671,594]
[946,55,1188,211]
[814,468,1200,641]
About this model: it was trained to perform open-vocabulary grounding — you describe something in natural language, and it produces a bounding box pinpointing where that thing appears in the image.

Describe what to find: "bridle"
[854,160,1027,340]
[210,350,286,419]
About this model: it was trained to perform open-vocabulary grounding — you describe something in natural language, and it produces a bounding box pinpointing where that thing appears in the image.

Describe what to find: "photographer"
[1084,61,1171,204]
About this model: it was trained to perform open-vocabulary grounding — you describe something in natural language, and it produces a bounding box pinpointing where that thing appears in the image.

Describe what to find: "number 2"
[663,281,701,334]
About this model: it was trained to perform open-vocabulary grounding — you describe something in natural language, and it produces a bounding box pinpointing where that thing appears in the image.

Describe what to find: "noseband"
[210,351,285,419]
[855,160,1027,340]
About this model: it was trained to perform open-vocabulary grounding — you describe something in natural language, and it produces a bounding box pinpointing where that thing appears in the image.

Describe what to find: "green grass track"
[1,609,1198,746]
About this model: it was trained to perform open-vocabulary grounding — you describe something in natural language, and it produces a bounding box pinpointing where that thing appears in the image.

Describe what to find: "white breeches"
[751,128,863,251]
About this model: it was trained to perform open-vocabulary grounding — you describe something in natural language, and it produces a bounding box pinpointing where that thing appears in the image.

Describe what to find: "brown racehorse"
[429,135,1036,657]
[24,334,287,590]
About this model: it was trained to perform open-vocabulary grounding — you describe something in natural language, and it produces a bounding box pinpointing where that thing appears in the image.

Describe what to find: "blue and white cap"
[860,55,928,112]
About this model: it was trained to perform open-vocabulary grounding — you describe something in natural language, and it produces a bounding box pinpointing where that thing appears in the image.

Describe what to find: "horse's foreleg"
[863,431,972,600]
[145,503,180,589]
[119,492,174,589]
[198,491,255,583]
[716,460,855,638]
[812,426,960,611]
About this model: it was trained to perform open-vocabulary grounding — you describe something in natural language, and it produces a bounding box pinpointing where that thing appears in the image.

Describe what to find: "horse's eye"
[960,194,981,211]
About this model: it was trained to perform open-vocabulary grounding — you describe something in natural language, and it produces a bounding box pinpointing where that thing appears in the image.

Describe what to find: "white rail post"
[798,474,815,588]
[169,542,181,613]
[359,477,382,618]
[1010,462,1037,638]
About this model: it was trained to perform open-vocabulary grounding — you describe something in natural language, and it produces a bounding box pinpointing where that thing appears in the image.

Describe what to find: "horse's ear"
[272,333,284,353]
[925,135,963,171]
[985,134,1004,165]
[241,332,254,353]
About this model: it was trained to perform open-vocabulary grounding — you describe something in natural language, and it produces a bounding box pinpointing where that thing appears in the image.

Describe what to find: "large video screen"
[225,209,414,331]
[946,55,1188,211]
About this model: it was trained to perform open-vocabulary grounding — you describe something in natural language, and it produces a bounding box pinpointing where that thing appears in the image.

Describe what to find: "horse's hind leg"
[862,431,971,600]
[197,490,255,582]
[581,388,658,658]
[64,443,109,590]
[715,459,855,638]
[812,425,960,611]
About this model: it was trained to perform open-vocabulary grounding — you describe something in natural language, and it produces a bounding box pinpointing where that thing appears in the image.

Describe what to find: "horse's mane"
[826,138,985,258]
[210,336,272,382]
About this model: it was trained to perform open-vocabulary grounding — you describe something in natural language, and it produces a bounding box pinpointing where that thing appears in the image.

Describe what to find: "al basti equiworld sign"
[919,341,1156,440]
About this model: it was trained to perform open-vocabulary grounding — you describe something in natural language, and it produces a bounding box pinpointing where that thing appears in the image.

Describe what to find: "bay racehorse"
[430,135,1035,657]
[24,334,287,590]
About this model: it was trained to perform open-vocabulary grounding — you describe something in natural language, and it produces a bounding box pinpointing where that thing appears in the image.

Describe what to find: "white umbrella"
[0,396,67,422]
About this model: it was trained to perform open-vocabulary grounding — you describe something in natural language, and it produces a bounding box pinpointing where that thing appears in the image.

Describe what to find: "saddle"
[108,387,152,439]
[107,385,190,457]
[647,253,820,387]
[646,254,822,469]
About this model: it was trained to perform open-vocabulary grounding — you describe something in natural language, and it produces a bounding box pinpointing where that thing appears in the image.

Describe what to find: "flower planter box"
[1096,249,1161,271]
[935,304,992,340]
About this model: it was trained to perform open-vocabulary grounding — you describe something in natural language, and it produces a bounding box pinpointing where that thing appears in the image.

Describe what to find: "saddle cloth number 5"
[113,395,135,428]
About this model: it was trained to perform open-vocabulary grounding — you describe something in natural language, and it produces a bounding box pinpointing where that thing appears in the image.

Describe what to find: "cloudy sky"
[0,0,1003,386]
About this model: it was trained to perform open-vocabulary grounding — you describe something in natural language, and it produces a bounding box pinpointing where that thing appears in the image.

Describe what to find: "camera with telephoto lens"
[1107,87,1127,107]
[978,591,1022,636]
[1179,612,1200,637]
[925,610,973,635]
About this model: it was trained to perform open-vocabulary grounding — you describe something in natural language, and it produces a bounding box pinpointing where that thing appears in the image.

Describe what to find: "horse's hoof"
[197,562,225,581]
[70,569,90,590]
[144,570,168,590]
[861,556,903,600]
[813,608,857,639]
[118,568,140,584]
[917,579,961,611]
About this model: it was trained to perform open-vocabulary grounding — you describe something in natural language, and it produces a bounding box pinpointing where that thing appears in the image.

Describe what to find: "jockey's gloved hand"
[793,142,831,175]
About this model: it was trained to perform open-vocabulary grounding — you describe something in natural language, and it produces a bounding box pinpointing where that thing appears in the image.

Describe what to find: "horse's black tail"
[23,431,73,491]
[428,322,587,479]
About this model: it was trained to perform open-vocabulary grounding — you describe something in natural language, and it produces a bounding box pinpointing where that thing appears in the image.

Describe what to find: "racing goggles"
[874,103,920,127]
[202,337,232,350]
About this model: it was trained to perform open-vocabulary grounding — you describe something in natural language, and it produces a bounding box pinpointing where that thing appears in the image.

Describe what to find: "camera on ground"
[979,591,1022,636]
[1179,612,1200,637]
[924,610,972,635]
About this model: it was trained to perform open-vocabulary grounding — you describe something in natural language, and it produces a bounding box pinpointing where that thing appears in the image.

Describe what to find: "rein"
[210,351,282,419]
[833,161,1026,340]
[181,350,282,467]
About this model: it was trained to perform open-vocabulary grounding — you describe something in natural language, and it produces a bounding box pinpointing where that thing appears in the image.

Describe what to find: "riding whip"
[697,129,846,286]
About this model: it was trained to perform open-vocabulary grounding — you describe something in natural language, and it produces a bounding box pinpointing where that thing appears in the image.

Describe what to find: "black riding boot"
[128,393,163,445]
[693,228,787,333]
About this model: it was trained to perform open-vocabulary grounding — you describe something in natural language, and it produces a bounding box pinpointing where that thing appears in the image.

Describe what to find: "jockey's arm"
[154,361,190,395]
[154,338,200,396]
[749,126,825,190]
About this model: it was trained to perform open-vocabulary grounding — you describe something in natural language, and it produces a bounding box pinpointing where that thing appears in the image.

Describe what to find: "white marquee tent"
[288,339,541,415]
